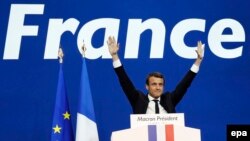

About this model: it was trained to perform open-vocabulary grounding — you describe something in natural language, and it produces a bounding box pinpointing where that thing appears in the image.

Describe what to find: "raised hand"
[107,36,119,56]
[195,41,205,60]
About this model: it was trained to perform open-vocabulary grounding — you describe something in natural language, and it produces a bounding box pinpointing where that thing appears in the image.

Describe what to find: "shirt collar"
[148,94,161,101]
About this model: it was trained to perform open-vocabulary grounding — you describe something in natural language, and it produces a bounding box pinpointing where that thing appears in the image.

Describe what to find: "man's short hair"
[146,72,165,85]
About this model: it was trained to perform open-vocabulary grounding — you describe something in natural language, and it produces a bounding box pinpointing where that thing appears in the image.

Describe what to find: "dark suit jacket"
[114,65,197,114]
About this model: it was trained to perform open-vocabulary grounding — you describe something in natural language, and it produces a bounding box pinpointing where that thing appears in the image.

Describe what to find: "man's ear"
[145,84,149,90]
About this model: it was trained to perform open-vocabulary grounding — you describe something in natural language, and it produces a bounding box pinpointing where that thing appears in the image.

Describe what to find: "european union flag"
[51,63,74,141]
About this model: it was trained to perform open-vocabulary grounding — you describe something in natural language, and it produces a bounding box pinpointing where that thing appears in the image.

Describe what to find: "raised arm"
[171,41,205,106]
[107,36,140,106]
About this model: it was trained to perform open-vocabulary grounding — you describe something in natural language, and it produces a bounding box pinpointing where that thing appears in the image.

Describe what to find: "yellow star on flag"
[53,124,62,134]
[63,111,70,120]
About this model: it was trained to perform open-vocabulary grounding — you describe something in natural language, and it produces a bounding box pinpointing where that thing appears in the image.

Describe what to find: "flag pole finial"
[58,48,64,63]
[81,42,87,58]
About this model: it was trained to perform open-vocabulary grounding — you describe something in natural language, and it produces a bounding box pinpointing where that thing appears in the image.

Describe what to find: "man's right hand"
[107,36,120,61]
[107,36,119,55]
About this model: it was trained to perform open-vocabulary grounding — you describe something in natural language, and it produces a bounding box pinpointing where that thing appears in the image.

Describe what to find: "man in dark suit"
[107,36,204,114]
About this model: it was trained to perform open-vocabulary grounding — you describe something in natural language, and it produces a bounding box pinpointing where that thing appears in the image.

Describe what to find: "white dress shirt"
[146,95,167,114]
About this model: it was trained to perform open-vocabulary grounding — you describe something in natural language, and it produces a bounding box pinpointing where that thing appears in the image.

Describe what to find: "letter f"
[3,4,44,59]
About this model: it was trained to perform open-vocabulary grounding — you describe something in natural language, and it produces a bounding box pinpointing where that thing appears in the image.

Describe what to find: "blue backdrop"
[0,0,250,141]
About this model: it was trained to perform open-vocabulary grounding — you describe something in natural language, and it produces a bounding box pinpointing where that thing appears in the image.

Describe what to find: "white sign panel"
[130,113,185,128]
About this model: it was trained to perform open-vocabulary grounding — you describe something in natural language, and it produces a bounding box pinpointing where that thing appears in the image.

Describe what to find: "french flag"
[75,58,99,141]
[148,125,174,141]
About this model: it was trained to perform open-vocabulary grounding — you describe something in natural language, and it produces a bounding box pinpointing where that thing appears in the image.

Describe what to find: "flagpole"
[51,48,74,141]
[75,43,99,141]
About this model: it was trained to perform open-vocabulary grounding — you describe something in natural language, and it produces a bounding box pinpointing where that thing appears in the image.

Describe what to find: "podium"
[111,114,201,141]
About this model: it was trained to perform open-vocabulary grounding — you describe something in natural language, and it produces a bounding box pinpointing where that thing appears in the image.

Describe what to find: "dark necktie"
[153,100,159,114]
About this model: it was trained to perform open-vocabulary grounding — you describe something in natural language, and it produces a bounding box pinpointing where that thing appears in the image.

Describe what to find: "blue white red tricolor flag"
[75,58,99,141]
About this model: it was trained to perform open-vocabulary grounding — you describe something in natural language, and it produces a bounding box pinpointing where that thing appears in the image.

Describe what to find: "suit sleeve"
[114,65,139,106]
[170,70,197,106]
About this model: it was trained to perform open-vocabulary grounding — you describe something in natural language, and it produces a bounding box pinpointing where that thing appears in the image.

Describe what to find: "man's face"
[146,76,164,98]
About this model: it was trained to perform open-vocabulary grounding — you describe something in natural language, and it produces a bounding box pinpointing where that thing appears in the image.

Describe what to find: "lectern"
[111,113,201,141]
